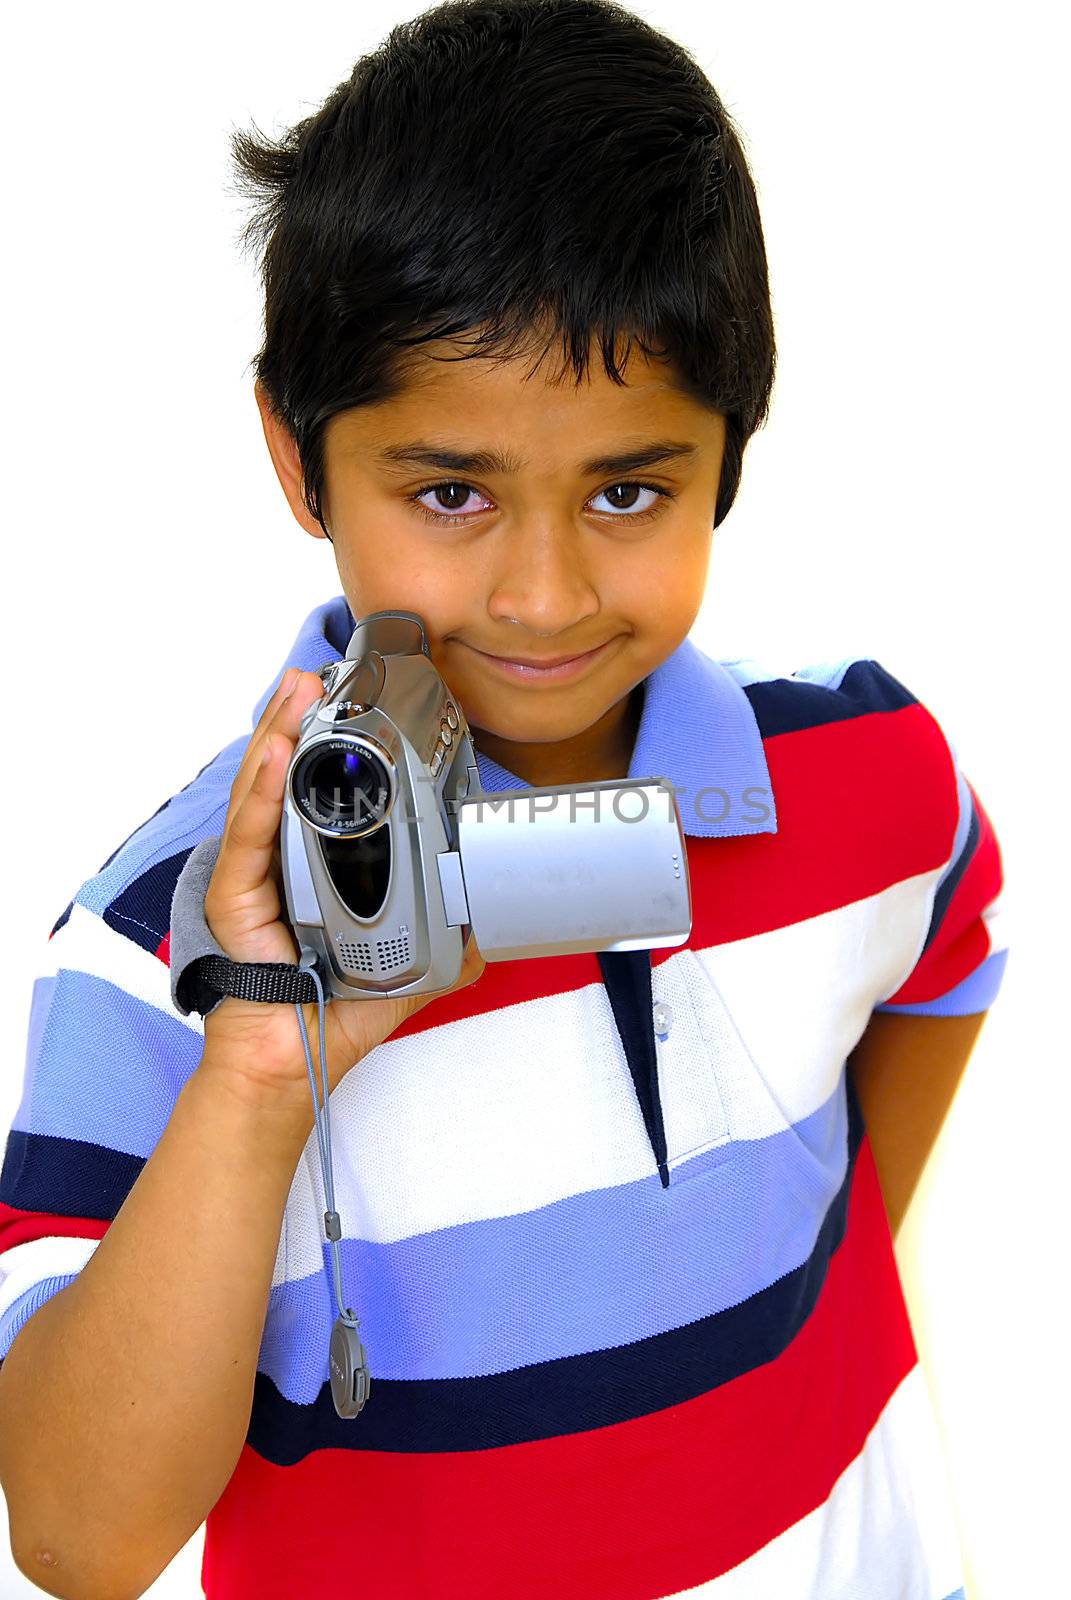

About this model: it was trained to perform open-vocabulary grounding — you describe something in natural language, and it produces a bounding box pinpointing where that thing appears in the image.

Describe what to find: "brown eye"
[590,482,668,518]
[601,483,646,511]
[411,481,490,522]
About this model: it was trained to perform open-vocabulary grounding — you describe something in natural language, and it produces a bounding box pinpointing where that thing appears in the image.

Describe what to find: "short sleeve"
[871,686,1008,1018]
[0,820,214,1364]
[789,654,1008,1020]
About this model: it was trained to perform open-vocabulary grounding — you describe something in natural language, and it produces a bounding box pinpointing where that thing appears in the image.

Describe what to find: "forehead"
[325,333,723,457]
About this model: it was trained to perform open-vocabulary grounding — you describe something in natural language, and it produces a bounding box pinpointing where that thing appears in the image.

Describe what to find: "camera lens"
[290,739,393,835]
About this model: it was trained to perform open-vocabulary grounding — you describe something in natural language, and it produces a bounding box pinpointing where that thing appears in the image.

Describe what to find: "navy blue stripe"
[241,1081,864,1462]
[0,1129,143,1220]
[102,845,196,956]
[743,659,916,740]
[49,901,73,938]
[922,793,979,954]
[836,659,917,711]
[93,795,175,875]
[597,948,669,1187]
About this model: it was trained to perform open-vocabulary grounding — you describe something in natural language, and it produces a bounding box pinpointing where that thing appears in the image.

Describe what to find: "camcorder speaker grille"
[337,940,375,973]
[335,934,411,974]
[376,935,412,972]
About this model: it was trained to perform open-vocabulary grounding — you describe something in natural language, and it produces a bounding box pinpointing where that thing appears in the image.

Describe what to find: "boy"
[0,1,1006,1596]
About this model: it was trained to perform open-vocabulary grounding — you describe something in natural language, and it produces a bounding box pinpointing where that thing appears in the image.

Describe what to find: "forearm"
[0,1051,315,1600]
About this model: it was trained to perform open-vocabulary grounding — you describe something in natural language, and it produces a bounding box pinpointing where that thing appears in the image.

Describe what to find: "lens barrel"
[289,738,393,837]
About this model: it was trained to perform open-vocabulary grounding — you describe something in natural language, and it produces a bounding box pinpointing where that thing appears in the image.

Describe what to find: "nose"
[486,518,601,638]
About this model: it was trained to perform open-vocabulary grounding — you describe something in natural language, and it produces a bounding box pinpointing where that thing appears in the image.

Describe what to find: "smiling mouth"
[461,636,622,681]
[474,643,613,667]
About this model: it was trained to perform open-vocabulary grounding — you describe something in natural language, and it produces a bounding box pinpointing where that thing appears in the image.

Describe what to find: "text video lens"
[292,742,392,834]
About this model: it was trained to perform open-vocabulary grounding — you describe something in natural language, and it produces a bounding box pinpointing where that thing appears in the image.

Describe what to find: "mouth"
[461,636,622,682]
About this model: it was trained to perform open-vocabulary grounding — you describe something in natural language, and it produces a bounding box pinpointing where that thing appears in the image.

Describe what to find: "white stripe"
[668,1363,965,1598]
[981,891,1009,957]
[0,1235,100,1321]
[273,867,942,1278]
[691,864,944,1136]
[41,902,203,1037]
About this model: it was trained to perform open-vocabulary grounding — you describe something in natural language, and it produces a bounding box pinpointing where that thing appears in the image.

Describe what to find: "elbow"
[10,1537,78,1600]
[10,1527,154,1600]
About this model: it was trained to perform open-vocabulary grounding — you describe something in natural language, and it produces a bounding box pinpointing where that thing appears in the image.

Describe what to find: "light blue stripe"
[0,1274,80,1361]
[875,947,1007,1016]
[75,777,237,917]
[939,1588,965,1600]
[12,968,202,1150]
[788,655,861,692]
[257,1077,849,1400]
[15,974,58,1131]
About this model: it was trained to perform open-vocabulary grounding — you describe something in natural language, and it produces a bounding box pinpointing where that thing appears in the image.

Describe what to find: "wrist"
[189,1041,317,1156]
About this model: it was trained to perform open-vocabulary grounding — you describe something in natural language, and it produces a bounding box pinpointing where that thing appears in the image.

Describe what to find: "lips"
[470,643,611,667]
[459,636,622,684]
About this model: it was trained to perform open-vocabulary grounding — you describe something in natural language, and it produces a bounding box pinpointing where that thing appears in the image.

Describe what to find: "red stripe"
[883,781,1003,1005]
[381,702,958,1039]
[0,1201,109,1252]
[156,928,171,965]
[202,1133,918,1600]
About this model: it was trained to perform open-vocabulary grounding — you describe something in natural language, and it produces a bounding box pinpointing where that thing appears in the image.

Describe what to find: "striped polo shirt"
[0,593,1007,1599]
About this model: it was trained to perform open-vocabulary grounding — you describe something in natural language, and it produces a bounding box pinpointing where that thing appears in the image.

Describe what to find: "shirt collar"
[253,595,778,840]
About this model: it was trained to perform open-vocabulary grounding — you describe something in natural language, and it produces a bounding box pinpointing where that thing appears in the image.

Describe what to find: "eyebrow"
[373,438,700,478]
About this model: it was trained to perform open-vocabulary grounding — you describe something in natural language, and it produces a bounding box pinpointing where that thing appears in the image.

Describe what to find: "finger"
[219,667,299,847]
[222,670,321,853]
[215,675,324,900]
[213,730,291,905]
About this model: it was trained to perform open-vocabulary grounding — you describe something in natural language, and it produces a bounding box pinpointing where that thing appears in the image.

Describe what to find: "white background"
[0,1,1065,1594]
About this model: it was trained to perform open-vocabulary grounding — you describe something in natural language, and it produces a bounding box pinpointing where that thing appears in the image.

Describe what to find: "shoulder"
[52,731,251,963]
[718,653,928,738]
[717,651,963,863]
[719,652,954,775]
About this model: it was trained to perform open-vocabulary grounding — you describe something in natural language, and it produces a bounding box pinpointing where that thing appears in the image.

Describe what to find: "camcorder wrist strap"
[180,952,320,1008]
[180,948,372,1422]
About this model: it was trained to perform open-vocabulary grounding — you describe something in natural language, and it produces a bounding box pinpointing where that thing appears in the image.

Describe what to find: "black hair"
[229,0,776,537]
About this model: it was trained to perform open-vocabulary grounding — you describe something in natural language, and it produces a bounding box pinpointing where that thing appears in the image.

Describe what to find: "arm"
[0,1058,315,1600]
[847,1008,988,1242]
[0,662,483,1600]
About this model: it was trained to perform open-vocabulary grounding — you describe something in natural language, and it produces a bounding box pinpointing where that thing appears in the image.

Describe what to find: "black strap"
[178,953,320,1018]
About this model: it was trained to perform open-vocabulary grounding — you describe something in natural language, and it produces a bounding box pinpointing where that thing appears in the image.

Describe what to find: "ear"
[254,379,331,542]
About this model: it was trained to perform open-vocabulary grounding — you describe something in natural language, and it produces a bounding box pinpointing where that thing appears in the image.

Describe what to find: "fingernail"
[280,668,298,699]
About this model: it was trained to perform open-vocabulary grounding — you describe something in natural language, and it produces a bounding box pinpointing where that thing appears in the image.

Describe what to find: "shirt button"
[653,1001,673,1041]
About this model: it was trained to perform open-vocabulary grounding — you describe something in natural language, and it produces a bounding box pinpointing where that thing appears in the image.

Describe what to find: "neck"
[472,683,645,788]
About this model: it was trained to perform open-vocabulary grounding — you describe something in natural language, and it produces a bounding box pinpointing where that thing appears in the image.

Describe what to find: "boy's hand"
[200,665,484,1117]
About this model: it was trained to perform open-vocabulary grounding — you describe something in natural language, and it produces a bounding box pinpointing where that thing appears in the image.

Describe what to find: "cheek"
[615,566,700,637]
[337,530,465,619]
[644,534,712,623]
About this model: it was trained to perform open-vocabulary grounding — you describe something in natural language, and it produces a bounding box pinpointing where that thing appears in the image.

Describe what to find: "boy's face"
[255,335,725,787]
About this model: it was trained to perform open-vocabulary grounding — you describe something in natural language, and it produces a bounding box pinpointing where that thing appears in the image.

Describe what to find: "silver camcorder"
[281,610,692,1000]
